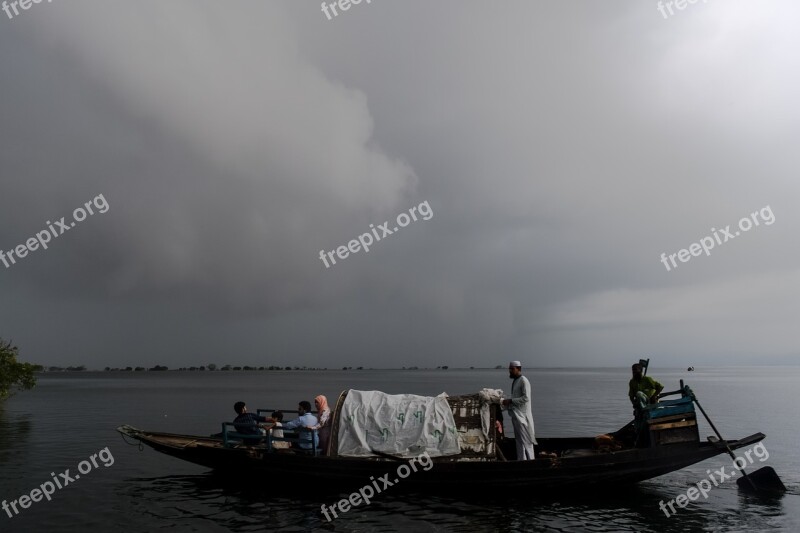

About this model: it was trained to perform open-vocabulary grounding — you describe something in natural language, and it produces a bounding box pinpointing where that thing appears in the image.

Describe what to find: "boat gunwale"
[117,424,766,466]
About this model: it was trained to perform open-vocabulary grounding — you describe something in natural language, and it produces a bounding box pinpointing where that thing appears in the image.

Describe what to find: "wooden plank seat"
[221,422,267,448]
[221,418,320,455]
[643,396,696,420]
[266,427,319,455]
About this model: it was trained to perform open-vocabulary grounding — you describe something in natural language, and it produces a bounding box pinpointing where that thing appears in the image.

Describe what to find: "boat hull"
[116,425,765,492]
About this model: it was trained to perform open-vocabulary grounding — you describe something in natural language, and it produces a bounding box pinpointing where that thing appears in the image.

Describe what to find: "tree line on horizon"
[0,337,508,402]
[44,364,480,372]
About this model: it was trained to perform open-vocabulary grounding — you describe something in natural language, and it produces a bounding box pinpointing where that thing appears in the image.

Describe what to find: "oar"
[690,390,785,494]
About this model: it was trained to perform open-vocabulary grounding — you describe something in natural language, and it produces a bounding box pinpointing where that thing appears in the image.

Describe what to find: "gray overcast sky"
[1,1,798,368]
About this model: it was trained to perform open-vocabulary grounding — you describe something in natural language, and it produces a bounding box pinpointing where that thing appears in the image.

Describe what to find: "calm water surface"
[1,368,798,532]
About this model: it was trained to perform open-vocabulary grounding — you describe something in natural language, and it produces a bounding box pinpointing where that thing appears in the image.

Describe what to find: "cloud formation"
[1,1,798,368]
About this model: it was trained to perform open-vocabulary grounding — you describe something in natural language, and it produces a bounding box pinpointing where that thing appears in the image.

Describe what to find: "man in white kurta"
[502,361,537,460]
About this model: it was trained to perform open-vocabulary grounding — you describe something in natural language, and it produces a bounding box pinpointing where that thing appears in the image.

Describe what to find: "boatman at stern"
[629,363,664,410]
[502,361,537,460]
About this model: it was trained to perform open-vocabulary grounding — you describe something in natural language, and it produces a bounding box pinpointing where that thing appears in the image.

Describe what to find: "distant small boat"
[688,366,695,371]
[117,385,768,492]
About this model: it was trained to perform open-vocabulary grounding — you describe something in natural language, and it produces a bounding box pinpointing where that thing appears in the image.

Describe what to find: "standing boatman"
[502,361,537,460]
[629,363,663,410]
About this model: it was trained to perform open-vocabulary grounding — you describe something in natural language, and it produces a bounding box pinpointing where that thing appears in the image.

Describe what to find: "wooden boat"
[116,385,767,492]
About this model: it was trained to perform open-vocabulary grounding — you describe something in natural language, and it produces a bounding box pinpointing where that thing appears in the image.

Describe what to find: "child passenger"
[270,410,291,449]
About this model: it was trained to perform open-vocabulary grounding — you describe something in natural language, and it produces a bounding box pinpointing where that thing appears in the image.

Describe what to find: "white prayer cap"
[509,360,522,367]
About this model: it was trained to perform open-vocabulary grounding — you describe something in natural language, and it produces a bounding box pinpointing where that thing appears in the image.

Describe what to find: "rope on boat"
[119,431,144,451]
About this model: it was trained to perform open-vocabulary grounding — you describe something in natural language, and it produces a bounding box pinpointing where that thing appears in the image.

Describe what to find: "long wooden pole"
[692,396,758,491]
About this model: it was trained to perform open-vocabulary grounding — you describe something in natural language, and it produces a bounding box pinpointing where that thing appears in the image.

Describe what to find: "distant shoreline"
[32,364,800,373]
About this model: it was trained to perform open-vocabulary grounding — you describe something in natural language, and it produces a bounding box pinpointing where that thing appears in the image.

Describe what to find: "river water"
[1,367,798,532]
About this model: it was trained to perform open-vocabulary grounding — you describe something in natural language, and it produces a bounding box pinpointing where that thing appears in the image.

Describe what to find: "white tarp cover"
[337,390,462,457]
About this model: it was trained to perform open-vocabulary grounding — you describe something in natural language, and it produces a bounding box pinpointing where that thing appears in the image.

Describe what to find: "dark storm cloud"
[1,1,798,367]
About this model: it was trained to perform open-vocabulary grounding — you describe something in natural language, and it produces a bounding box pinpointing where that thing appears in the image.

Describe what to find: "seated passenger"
[628,364,664,410]
[269,410,291,449]
[309,395,332,455]
[281,401,319,451]
[232,401,270,444]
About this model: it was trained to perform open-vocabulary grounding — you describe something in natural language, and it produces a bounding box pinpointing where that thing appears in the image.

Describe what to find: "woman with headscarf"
[310,395,331,455]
